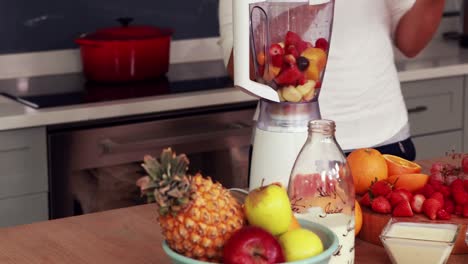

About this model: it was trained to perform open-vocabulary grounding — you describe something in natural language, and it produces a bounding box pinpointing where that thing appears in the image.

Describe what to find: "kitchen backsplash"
[0,0,220,54]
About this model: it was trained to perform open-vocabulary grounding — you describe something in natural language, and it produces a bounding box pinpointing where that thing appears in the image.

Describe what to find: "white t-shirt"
[218,0,416,151]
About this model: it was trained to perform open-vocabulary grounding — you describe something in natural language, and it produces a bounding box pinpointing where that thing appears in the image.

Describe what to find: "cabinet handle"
[99,122,253,155]
[407,106,428,114]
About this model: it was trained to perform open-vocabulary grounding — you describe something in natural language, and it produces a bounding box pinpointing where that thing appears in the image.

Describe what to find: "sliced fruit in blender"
[284,54,296,66]
[256,51,266,66]
[296,56,309,71]
[315,38,329,52]
[304,63,320,82]
[282,86,303,103]
[296,80,316,96]
[269,43,285,67]
[285,31,308,53]
[303,87,316,102]
[275,66,303,86]
[301,48,327,70]
[286,45,300,58]
[263,65,281,82]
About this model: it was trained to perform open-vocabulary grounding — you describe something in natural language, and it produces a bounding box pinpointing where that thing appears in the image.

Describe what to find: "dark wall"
[0,0,220,54]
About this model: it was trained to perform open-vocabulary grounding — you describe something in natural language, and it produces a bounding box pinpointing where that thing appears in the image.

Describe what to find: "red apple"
[222,226,285,264]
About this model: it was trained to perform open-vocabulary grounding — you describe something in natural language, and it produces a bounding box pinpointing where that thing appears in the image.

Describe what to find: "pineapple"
[137,148,245,262]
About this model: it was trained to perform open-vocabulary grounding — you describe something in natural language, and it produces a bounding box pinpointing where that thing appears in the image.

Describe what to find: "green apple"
[244,183,292,235]
[278,228,324,262]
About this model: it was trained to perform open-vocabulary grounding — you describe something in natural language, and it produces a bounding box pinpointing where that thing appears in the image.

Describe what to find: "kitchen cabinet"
[0,127,48,227]
[401,76,465,160]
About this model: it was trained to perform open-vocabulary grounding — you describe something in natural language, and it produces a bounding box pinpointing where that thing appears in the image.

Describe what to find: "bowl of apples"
[160,185,338,264]
[162,218,338,264]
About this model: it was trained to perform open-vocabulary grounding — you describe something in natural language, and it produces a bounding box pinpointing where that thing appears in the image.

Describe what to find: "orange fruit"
[347,148,388,195]
[288,214,301,231]
[383,154,421,176]
[355,200,363,236]
[386,173,429,193]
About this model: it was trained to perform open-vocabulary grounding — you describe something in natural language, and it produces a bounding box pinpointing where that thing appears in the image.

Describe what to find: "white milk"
[296,207,355,264]
[249,128,307,189]
[382,222,458,264]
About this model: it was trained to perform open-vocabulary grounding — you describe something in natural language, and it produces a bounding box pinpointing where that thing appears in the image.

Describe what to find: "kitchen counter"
[1,38,468,131]
[0,203,465,263]
[0,157,466,263]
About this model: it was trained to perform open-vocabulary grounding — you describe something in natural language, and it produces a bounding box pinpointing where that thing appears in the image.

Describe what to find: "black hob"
[0,60,233,108]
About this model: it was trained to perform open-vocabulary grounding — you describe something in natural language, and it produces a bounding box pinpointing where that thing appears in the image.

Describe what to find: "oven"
[48,102,256,219]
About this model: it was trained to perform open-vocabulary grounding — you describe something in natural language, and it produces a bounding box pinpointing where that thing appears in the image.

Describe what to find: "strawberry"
[315,38,329,52]
[371,196,391,214]
[464,179,468,193]
[450,179,464,191]
[388,191,406,208]
[439,185,451,198]
[410,194,425,213]
[284,31,308,53]
[420,184,435,198]
[462,155,468,174]
[452,189,468,205]
[359,192,372,208]
[444,198,455,214]
[269,43,285,67]
[315,81,321,88]
[395,188,413,202]
[436,209,451,220]
[283,54,296,66]
[370,180,392,197]
[274,65,303,86]
[286,45,299,58]
[285,31,303,48]
[422,198,442,220]
[463,204,468,218]
[455,205,463,216]
[269,43,285,56]
[392,200,413,217]
[428,178,443,191]
[430,192,444,207]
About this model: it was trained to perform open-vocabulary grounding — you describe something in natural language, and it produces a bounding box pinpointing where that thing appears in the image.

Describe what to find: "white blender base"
[249,128,308,190]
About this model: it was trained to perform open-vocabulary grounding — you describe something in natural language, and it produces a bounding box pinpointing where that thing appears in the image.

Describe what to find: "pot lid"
[81,17,172,41]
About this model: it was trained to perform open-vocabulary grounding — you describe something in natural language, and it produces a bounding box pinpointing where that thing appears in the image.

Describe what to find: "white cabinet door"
[413,131,463,160]
[402,77,463,137]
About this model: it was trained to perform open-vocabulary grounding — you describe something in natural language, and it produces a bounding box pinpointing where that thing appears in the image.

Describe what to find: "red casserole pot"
[76,18,173,83]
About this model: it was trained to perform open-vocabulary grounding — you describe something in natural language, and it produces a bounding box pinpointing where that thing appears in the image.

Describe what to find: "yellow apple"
[244,183,293,236]
[278,228,324,262]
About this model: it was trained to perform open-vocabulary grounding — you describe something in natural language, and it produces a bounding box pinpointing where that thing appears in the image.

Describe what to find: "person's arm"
[394,0,445,58]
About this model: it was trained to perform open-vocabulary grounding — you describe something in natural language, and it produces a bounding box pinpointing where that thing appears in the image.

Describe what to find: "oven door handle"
[99,122,253,154]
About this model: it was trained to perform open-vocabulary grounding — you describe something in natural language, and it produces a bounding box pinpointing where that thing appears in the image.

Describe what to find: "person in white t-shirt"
[218,0,445,160]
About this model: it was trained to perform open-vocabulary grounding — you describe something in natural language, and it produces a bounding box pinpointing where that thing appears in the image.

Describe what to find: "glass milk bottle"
[288,120,355,264]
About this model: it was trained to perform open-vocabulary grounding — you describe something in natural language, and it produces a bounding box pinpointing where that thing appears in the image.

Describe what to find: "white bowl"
[380,218,460,264]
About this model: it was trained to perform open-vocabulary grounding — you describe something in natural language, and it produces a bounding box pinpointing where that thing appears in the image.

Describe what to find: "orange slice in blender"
[382,154,422,176]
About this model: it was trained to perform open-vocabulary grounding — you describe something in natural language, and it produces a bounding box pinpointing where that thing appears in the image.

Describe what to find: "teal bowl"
[162,219,339,264]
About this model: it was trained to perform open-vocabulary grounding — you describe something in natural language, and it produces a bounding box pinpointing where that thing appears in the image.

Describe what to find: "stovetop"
[0,60,233,109]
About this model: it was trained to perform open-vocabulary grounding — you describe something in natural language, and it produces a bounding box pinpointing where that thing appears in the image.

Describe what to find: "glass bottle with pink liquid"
[288,119,355,264]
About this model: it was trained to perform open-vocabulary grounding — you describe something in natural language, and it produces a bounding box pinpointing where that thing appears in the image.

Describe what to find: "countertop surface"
[0,157,467,263]
[0,201,465,263]
[1,38,468,131]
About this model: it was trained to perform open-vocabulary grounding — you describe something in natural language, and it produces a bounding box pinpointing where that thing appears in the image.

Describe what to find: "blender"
[233,0,335,189]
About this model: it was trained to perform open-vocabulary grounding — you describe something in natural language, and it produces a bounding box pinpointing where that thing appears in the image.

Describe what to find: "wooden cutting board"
[358,206,468,254]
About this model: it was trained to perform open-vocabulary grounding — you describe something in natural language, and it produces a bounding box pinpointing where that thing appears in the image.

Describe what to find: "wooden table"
[0,204,466,263]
